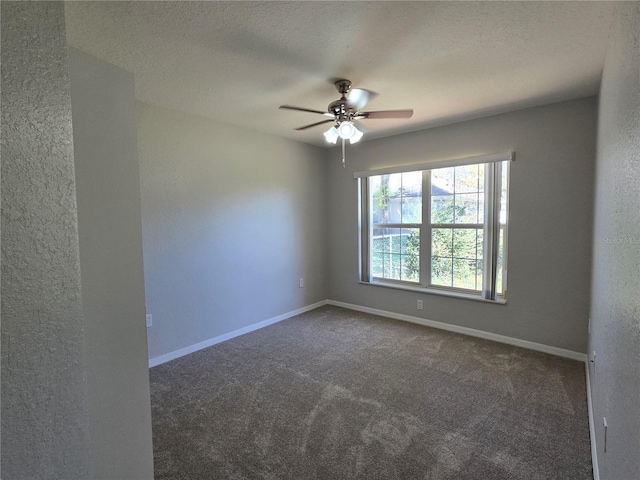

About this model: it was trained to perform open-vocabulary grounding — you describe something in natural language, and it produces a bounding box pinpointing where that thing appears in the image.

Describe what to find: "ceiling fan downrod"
[335,79,352,97]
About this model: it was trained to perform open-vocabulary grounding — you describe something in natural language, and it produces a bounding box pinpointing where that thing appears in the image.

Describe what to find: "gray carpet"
[150,306,592,479]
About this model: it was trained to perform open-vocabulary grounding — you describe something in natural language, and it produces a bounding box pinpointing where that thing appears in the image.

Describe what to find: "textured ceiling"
[65,1,615,147]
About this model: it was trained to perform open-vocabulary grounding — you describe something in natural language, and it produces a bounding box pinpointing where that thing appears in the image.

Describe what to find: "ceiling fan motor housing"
[328,99,356,120]
[328,79,357,122]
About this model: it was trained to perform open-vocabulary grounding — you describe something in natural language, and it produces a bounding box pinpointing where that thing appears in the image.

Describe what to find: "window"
[358,153,511,301]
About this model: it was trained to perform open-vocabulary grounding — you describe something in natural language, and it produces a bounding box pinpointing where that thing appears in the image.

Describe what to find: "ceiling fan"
[280,79,413,166]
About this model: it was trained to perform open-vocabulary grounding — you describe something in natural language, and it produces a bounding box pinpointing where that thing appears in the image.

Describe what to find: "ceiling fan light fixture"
[323,126,339,144]
[349,128,364,144]
[337,121,356,139]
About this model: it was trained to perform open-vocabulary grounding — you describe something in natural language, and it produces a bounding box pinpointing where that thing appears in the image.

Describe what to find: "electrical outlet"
[603,417,608,453]
[299,278,304,288]
[417,299,424,310]
[146,314,153,328]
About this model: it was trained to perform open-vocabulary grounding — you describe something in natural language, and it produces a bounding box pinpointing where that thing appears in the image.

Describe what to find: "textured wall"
[327,98,596,353]
[1,2,90,478]
[137,103,328,360]
[69,48,154,479]
[589,4,640,479]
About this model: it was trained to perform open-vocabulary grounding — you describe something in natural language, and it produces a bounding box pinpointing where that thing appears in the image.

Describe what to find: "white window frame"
[356,152,512,303]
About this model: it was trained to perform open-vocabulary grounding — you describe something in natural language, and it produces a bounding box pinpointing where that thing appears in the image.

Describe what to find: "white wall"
[137,103,328,360]
[1,3,91,478]
[69,48,154,479]
[327,98,596,354]
[589,4,640,479]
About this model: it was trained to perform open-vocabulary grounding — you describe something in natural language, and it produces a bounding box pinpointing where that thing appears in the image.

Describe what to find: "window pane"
[451,229,482,291]
[391,229,403,253]
[401,254,420,282]
[372,202,386,224]
[453,259,478,290]
[401,229,420,282]
[453,229,481,260]
[388,198,402,223]
[372,228,388,253]
[371,176,389,224]
[372,228,419,281]
[370,175,381,193]
[371,175,393,223]
[431,195,454,223]
[373,228,402,255]
[372,171,422,225]
[389,254,402,280]
[454,164,480,193]
[402,171,422,196]
[432,167,454,194]
[372,252,384,278]
[402,197,422,223]
[431,256,452,287]
[454,193,480,224]
[399,171,422,223]
[381,253,391,277]
[432,228,453,257]
[372,251,402,280]
[400,229,419,254]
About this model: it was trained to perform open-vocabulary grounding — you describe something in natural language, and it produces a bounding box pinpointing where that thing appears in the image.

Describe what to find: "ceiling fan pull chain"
[342,137,346,168]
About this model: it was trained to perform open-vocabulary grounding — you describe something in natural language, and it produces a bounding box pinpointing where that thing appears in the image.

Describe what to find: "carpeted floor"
[150,306,592,479]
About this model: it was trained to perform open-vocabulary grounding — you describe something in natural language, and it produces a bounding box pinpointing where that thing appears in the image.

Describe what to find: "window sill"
[358,281,507,305]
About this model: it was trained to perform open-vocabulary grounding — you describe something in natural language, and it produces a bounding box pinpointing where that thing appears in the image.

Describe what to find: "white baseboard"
[149,300,328,367]
[150,298,587,365]
[586,361,599,480]
[326,300,588,362]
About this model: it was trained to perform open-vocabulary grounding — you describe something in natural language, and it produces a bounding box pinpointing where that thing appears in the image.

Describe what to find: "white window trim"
[358,152,513,303]
[357,280,507,305]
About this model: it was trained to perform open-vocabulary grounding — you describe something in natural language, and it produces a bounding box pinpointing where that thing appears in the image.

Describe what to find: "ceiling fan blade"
[347,88,378,110]
[359,109,414,119]
[279,105,328,115]
[294,119,335,131]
